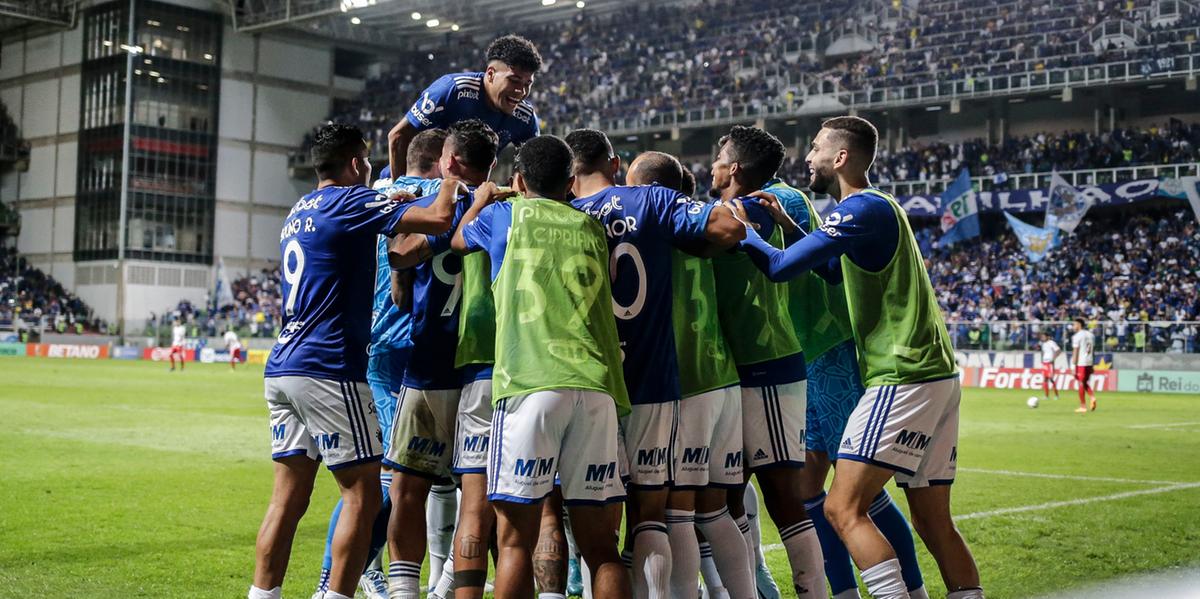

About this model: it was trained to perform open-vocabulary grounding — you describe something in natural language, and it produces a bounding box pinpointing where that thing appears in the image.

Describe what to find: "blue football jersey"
[267,185,416,381]
[368,175,443,358]
[400,189,471,390]
[571,185,714,406]
[406,72,539,150]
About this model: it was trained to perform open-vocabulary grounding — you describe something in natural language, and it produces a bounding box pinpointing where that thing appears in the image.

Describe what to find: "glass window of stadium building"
[75,0,220,267]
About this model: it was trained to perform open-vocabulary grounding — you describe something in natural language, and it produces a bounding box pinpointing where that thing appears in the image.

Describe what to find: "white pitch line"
[1126,421,1200,429]
[955,482,1200,520]
[957,467,1183,486]
[761,480,1200,554]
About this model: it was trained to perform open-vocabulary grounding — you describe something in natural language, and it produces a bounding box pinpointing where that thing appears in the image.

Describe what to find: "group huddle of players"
[247,35,988,599]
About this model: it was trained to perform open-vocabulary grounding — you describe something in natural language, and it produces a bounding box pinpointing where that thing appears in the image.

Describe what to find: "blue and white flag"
[213,256,235,310]
[1003,211,1058,263]
[1044,172,1090,233]
[938,169,980,246]
[1182,176,1200,226]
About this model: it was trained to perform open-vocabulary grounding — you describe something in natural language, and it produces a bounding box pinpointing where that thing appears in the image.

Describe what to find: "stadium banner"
[955,350,1114,370]
[26,343,111,360]
[246,348,270,365]
[938,169,980,245]
[111,346,142,360]
[1044,172,1090,233]
[0,342,27,357]
[0,332,19,343]
[964,367,1118,392]
[142,346,196,362]
[199,347,245,363]
[1118,369,1200,394]
[1003,211,1058,262]
[895,176,1189,217]
[1183,176,1200,225]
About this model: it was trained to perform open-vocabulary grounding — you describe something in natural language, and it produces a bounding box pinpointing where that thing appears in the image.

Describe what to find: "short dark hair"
[407,128,448,175]
[821,115,879,165]
[446,119,499,173]
[1075,318,1087,327]
[516,135,573,198]
[310,123,366,179]
[630,151,683,192]
[719,125,785,189]
[565,129,615,176]
[486,34,543,73]
[680,168,697,197]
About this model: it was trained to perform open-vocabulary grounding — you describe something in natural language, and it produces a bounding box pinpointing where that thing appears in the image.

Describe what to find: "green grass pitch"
[1,358,1198,598]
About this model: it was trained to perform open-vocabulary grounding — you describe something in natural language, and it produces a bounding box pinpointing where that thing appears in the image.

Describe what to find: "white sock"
[910,586,930,599]
[325,592,352,599]
[698,541,723,590]
[743,483,767,565]
[432,550,455,598]
[861,558,910,599]
[631,521,671,599]
[582,552,595,599]
[834,589,862,599]
[696,508,754,599]
[426,484,457,588]
[247,586,281,599]
[946,589,985,599]
[779,520,826,599]
[387,560,422,599]
[665,510,700,599]
[539,594,567,599]
[733,515,755,577]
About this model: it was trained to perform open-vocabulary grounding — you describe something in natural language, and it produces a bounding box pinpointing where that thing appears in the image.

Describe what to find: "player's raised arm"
[389,178,466,236]
[387,119,420,180]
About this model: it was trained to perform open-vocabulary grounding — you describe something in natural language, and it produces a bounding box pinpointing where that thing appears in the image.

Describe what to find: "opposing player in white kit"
[1070,320,1098,412]
[1039,331,1063,402]
[224,328,242,371]
[736,116,984,599]
[169,319,187,371]
[452,136,631,599]
[250,123,461,599]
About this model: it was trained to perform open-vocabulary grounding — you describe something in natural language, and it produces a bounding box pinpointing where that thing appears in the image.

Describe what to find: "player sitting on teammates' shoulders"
[384,34,542,181]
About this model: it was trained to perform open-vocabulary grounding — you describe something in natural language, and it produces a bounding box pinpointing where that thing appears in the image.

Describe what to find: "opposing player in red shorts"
[224,327,243,371]
[1038,331,1062,401]
[169,318,187,371]
[1070,319,1097,412]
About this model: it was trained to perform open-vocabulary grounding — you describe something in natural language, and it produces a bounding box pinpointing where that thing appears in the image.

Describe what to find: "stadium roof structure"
[229,0,647,48]
[0,0,79,34]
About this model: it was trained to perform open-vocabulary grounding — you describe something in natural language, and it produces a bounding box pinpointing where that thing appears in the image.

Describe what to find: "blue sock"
[869,490,925,592]
[365,473,394,567]
[804,492,858,595]
[318,499,344,591]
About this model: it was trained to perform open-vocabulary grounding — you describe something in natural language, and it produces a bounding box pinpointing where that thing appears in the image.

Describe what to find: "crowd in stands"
[148,268,283,341]
[304,0,1200,157]
[0,247,105,336]
[923,206,1200,352]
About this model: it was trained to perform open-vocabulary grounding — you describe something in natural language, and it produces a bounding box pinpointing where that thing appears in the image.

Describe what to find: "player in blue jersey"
[732,116,984,599]
[387,35,541,178]
[565,129,747,599]
[310,128,448,599]
[708,126,827,598]
[252,123,463,599]
[380,119,502,599]
[625,154,758,599]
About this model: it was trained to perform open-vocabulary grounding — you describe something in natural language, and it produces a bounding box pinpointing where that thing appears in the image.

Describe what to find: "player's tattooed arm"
[393,178,467,235]
[387,233,434,270]
[389,268,415,312]
[451,182,516,254]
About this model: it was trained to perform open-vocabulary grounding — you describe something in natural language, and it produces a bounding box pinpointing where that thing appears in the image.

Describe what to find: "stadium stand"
[0,247,106,336]
[147,268,282,340]
[920,206,1200,353]
[298,0,1200,152]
